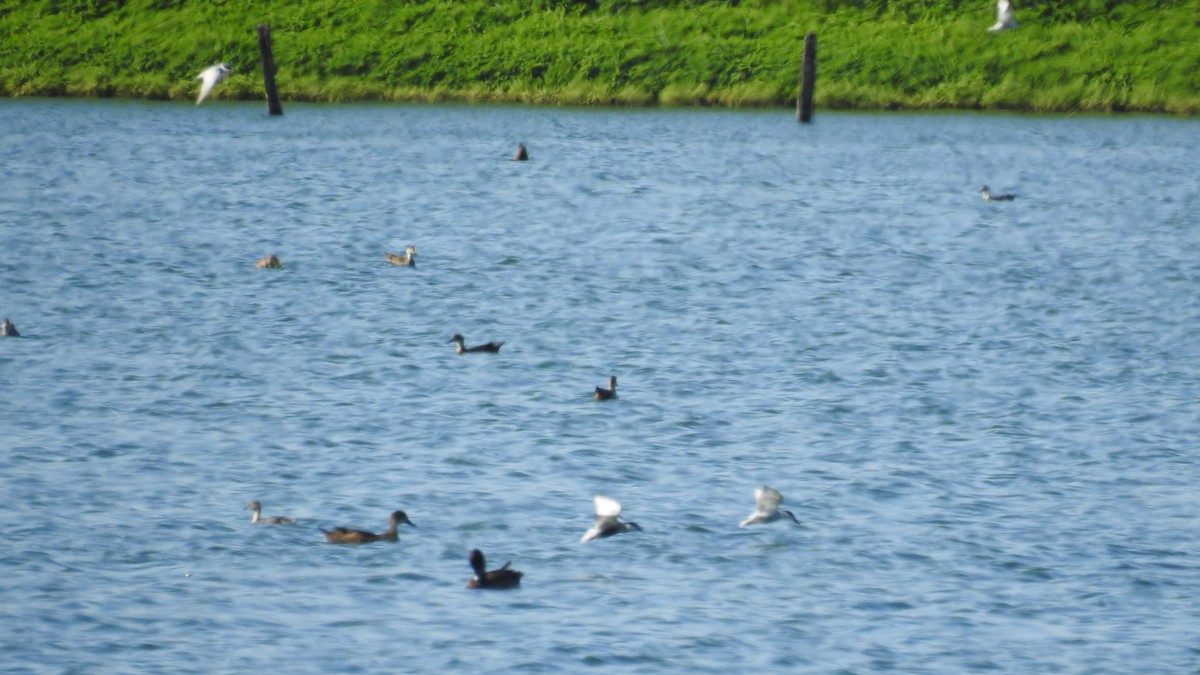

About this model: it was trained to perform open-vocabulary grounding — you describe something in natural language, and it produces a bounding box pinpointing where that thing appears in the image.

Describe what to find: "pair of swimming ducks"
[246,501,516,588]
[254,246,416,270]
[450,339,616,400]
[245,486,797,589]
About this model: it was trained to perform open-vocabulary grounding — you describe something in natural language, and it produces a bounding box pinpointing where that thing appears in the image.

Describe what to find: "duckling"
[593,376,618,401]
[739,486,800,527]
[449,334,504,354]
[1,318,19,337]
[581,495,643,542]
[385,245,416,266]
[980,186,1016,202]
[466,548,523,589]
[256,255,282,268]
[513,143,528,161]
[321,510,415,544]
[245,500,297,525]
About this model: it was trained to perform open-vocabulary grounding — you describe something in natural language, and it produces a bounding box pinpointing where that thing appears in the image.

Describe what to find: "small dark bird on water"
[513,143,528,161]
[385,245,416,266]
[594,376,617,401]
[449,334,504,354]
[980,186,1016,201]
[245,501,297,525]
[321,510,415,544]
[466,548,523,589]
[1,318,19,337]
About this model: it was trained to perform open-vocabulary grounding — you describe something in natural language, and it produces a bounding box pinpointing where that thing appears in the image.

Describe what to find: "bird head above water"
[389,511,416,528]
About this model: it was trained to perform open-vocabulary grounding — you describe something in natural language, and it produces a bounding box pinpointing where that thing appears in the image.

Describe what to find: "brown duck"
[466,548,523,589]
[256,255,282,269]
[385,245,416,266]
[321,510,415,544]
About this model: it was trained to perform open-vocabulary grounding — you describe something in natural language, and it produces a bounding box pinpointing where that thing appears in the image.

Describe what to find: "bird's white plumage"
[988,0,1018,32]
[196,63,231,105]
[739,486,798,527]
[581,495,624,542]
[593,494,622,518]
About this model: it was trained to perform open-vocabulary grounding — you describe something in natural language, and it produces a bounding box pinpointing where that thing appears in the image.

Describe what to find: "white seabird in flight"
[196,63,231,105]
[581,495,643,542]
[739,486,800,527]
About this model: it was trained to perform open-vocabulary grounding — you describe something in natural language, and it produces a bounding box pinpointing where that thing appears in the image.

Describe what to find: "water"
[2,99,1199,673]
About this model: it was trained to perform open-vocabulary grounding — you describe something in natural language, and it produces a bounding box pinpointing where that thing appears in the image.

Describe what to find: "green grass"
[1,0,1197,113]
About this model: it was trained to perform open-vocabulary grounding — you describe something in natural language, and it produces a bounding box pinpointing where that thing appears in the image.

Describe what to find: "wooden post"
[797,32,817,123]
[257,23,283,116]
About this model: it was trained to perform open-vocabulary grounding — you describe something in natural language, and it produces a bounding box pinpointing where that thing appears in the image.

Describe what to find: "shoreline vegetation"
[1,0,1197,114]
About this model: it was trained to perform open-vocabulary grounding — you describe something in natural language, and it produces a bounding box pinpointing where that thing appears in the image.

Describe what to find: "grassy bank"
[0,0,1197,113]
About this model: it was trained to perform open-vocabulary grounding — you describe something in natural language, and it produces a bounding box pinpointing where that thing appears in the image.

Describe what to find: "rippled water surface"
[2,99,1199,673]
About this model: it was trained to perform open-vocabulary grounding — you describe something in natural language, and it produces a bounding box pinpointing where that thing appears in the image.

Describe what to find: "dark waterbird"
[513,143,528,161]
[594,375,618,401]
[321,510,415,544]
[449,334,504,354]
[1,318,19,337]
[466,549,523,589]
[980,185,1016,201]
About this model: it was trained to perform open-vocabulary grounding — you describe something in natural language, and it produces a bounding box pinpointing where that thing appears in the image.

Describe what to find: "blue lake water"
[2,99,1199,673]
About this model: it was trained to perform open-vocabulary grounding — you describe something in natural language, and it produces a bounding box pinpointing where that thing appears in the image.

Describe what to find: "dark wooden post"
[797,33,817,123]
[257,23,283,116]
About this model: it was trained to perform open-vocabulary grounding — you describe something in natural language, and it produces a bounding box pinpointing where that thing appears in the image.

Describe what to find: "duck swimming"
[245,501,297,525]
[385,245,416,266]
[593,376,618,401]
[449,334,504,354]
[739,486,800,527]
[321,510,415,544]
[513,143,528,161]
[466,549,523,589]
[1,318,18,337]
[256,255,282,268]
[581,495,643,542]
[980,186,1016,201]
